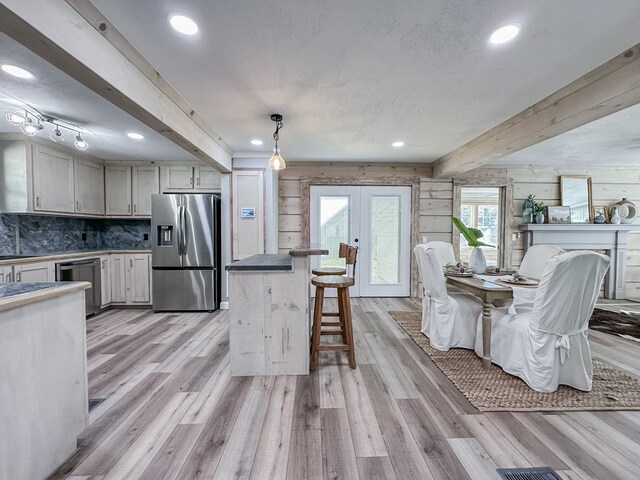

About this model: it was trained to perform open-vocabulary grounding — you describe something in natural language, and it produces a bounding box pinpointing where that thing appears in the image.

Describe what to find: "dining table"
[445,274,538,369]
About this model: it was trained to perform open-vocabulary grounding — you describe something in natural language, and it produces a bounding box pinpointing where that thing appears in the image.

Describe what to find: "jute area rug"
[389,310,640,412]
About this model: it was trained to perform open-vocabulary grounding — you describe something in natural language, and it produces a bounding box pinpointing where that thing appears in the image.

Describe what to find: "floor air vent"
[88,398,105,411]
[497,467,562,480]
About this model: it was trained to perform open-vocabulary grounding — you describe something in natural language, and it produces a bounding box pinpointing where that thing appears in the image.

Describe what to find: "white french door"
[310,185,411,297]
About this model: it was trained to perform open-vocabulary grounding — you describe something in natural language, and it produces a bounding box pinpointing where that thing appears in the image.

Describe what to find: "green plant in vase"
[452,217,495,274]
[532,199,545,224]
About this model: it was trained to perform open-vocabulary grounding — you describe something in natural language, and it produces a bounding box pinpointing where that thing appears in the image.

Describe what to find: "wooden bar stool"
[310,246,358,370]
[312,243,348,276]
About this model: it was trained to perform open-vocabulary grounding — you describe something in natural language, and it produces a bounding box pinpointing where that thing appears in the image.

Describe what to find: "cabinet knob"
[128,203,131,213]
[76,201,80,211]
[36,196,40,208]
[133,204,137,213]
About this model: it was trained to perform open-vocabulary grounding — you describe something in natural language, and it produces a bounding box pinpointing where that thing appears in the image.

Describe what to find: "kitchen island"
[226,246,327,376]
[0,281,90,480]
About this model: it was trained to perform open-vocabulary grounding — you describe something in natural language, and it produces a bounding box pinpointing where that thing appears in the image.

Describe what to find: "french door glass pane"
[370,196,400,283]
[319,196,349,268]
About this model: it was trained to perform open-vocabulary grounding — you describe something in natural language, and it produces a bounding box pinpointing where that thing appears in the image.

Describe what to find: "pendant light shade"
[268,114,286,170]
[268,148,286,170]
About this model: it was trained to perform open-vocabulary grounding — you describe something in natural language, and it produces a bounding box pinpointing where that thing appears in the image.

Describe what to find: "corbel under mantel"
[519,223,638,299]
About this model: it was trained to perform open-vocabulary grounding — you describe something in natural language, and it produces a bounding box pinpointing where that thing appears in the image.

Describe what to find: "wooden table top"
[445,275,512,292]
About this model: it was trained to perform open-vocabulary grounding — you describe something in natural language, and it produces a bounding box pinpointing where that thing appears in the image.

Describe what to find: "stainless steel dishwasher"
[56,258,101,317]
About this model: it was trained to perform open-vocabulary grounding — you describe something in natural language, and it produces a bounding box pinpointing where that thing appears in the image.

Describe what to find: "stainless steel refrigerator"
[151,193,221,311]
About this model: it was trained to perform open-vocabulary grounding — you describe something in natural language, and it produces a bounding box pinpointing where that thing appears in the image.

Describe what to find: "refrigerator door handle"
[176,205,183,256]
[180,205,187,257]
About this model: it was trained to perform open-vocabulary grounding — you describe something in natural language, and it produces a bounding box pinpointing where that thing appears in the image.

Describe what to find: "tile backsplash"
[0,214,151,255]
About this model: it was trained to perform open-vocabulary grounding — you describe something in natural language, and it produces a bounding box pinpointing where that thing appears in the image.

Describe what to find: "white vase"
[611,207,621,225]
[469,247,487,274]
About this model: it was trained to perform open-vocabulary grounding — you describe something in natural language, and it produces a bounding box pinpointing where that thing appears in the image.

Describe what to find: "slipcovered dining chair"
[414,245,482,351]
[425,240,456,266]
[518,244,565,280]
[475,251,610,392]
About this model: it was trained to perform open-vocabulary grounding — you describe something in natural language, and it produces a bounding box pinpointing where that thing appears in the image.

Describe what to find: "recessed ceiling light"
[392,141,405,147]
[489,24,521,45]
[251,139,263,146]
[1,64,34,79]
[127,132,144,140]
[169,14,199,35]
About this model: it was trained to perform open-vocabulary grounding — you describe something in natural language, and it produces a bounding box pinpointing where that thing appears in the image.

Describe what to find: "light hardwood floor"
[50,298,640,480]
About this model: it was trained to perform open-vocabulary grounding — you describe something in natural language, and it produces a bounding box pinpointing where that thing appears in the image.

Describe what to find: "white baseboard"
[220,301,229,310]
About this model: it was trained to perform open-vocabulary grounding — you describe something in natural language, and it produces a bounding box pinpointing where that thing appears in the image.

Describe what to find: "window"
[459,187,500,266]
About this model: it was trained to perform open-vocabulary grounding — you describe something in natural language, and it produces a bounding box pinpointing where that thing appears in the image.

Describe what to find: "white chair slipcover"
[425,240,457,266]
[414,245,482,351]
[519,244,566,280]
[474,251,610,392]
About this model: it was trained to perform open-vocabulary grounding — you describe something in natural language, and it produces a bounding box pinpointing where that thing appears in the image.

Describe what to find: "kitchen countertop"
[0,249,151,266]
[0,281,91,313]
[288,245,329,256]
[226,254,292,271]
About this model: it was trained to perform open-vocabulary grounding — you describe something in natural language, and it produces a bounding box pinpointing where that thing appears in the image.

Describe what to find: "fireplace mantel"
[518,224,638,299]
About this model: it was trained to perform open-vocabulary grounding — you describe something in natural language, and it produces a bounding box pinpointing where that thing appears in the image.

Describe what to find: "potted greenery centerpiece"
[532,198,545,224]
[452,217,495,274]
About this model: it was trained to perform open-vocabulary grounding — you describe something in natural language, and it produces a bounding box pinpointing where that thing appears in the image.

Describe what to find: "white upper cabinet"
[32,145,75,213]
[74,158,105,215]
[105,165,159,217]
[105,165,133,216]
[195,166,221,189]
[160,164,221,192]
[162,165,194,191]
[132,166,159,216]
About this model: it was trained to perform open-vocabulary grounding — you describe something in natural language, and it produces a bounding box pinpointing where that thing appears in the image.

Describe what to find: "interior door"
[310,185,411,297]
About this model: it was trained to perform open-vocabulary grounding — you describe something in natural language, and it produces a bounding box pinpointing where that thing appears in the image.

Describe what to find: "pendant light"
[267,114,286,171]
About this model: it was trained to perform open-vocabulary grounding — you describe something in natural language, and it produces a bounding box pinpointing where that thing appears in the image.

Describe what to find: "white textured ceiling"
[494,103,640,166]
[90,0,640,162]
[0,33,196,162]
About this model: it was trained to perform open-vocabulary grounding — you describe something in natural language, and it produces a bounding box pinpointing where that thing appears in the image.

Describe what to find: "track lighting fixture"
[4,109,89,151]
[267,114,286,171]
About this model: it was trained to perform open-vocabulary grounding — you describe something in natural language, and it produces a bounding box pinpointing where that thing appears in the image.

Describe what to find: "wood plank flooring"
[50,298,640,480]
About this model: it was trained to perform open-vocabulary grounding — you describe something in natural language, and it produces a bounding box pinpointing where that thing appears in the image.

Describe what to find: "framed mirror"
[560,176,592,223]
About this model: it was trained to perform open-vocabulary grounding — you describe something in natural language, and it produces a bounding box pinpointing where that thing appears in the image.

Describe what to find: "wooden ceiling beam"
[0,0,232,172]
[432,44,640,178]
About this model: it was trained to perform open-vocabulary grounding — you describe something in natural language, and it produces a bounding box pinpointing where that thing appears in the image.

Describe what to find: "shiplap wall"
[277,163,640,299]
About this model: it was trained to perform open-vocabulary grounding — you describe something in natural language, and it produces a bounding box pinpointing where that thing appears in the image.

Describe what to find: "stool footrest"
[316,345,351,351]
[321,312,340,317]
[320,330,345,335]
[321,321,342,326]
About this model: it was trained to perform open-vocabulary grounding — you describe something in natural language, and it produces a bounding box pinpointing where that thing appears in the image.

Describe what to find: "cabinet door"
[105,166,133,215]
[161,165,193,191]
[100,255,112,306]
[17,262,50,282]
[0,266,14,282]
[195,166,221,190]
[32,145,75,213]
[75,158,105,215]
[126,254,150,303]
[110,254,127,303]
[132,166,159,216]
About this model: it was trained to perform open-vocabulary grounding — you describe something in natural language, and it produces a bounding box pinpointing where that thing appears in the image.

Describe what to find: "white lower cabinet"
[0,266,13,282]
[0,262,54,282]
[110,253,151,305]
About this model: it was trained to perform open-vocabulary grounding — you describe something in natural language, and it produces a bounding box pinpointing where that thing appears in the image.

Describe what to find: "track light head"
[74,133,88,150]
